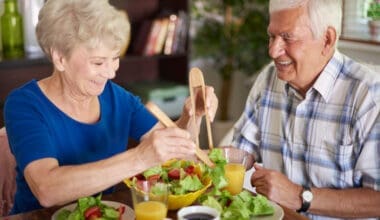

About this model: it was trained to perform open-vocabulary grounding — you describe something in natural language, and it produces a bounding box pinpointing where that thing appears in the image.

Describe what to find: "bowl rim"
[177,205,220,220]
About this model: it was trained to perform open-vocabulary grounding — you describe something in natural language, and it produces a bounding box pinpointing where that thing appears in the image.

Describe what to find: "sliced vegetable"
[84,206,101,219]
[168,168,180,180]
[117,205,125,217]
[134,173,145,180]
[56,209,71,220]
[143,166,162,179]
[147,173,161,182]
[55,195,123,220]
[130,159,210,196]
[184,165,195,175]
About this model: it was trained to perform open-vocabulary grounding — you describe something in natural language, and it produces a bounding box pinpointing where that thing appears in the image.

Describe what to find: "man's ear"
[51,48,65,72]
[322,27,337,56]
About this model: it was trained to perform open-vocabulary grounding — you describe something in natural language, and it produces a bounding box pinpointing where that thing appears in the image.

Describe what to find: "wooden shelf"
[0,0,189,127]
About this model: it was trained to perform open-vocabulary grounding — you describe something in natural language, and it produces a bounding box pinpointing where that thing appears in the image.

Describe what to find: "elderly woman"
[4,0,217,214]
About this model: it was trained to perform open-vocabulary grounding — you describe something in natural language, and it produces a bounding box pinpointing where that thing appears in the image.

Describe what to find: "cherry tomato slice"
[168,168,180,180]
[117,205,125,220]
[147,174,161,182]
[134,173,145,180]
[84,206,101,219]
[185,165,195,175]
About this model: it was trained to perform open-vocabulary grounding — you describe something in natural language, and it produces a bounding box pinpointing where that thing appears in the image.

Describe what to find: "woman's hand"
[251,163,302,210]
[136,126,197,169]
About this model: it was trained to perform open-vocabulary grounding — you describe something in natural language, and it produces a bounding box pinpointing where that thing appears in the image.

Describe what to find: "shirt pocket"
[306,141,355,188]
[308,102,354,148]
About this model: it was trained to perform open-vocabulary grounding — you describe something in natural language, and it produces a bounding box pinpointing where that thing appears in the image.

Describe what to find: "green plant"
[367,0,380,20]
[191,0,270,121]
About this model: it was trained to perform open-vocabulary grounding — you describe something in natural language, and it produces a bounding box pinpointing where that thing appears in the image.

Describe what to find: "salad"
[199,148,275,220]
[55,194,125,220]
[128,148,275,219]
[129,148,229,195]
[130,159,210,195]
[200,190,275,220]
[126,149,227,210]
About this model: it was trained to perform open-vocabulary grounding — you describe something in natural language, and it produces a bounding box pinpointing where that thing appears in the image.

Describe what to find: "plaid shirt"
[232,51,380,220]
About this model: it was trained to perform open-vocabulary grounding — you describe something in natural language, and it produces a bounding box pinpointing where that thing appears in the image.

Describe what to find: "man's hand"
[177,86,218,142]
[182,86,218,121]
[251,163,302,210]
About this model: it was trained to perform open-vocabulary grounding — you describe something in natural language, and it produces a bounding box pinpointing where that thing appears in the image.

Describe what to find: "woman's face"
[267,6,326,93]
[60,42,120,97]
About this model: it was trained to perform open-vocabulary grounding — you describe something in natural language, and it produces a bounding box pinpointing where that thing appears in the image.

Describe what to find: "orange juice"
[224,163,245,195]
[135,201,167,220]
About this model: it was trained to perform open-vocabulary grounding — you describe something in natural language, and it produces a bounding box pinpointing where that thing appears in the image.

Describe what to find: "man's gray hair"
[269,0,342,40]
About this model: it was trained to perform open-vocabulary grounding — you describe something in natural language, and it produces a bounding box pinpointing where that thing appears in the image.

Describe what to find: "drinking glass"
[131,181,169,220]
[222,147,253,195]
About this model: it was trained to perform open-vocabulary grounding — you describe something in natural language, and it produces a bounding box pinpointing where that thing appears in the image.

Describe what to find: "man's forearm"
[309,187,380,218]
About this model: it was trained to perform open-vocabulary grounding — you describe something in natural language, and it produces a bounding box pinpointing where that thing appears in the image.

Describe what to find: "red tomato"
[185,165,195,175]
[136,180,145,189]
[84,206,101,219]
[226,199,232,207]
[168,168,180,179]
[147,174,161,182]
[117,205,125,220]
[117,205,125,214]
[134,173,145,180]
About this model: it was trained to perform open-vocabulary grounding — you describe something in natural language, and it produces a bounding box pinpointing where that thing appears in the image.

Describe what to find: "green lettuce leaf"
[143,165,162,178]
[201,196,223,213]
[207,148,228,189]
[250,194,275,216]
[180,175,203,191]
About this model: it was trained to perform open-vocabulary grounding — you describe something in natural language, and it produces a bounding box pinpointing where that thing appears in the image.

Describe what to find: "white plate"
[51,200,135,220]
[243,172,284,220]
[252,200,284,220]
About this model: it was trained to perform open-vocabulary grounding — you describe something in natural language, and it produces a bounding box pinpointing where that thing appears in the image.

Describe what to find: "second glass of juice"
[131,180,169,220]
[223,147,250,195]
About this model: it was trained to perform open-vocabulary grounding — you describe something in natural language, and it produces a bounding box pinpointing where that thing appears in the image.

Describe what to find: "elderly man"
[232,0,380,219]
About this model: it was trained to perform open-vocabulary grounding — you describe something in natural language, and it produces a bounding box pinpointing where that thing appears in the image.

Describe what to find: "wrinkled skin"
[0,128,16,216]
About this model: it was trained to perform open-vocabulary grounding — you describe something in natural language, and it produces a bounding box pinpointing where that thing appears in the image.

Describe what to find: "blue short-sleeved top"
[4,80,157,214]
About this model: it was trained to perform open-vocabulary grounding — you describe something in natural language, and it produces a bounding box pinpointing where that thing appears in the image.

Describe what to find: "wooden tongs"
[189,67,214,150]
[145,101,214,167]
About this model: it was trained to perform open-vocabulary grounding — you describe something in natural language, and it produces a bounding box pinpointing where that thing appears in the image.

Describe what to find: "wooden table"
[1,185,308,220]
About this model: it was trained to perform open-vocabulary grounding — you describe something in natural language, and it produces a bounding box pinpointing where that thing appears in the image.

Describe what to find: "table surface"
[1,185,309,220]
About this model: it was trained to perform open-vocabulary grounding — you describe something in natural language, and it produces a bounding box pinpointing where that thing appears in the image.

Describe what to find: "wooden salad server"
[189,67,214,150]
[145,101,214,167]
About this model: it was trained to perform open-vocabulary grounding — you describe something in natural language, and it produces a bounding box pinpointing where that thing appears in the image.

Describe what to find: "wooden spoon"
[145,101,214,167]
[189,67,214,150]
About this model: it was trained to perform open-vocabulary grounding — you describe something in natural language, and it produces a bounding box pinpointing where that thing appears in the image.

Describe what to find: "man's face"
[267,6,326,93]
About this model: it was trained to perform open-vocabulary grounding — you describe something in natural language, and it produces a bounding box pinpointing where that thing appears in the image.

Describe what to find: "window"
[341,0,379,44]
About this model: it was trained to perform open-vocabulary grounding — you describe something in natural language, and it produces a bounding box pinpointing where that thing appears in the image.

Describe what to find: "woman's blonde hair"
[36,0,130,60]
